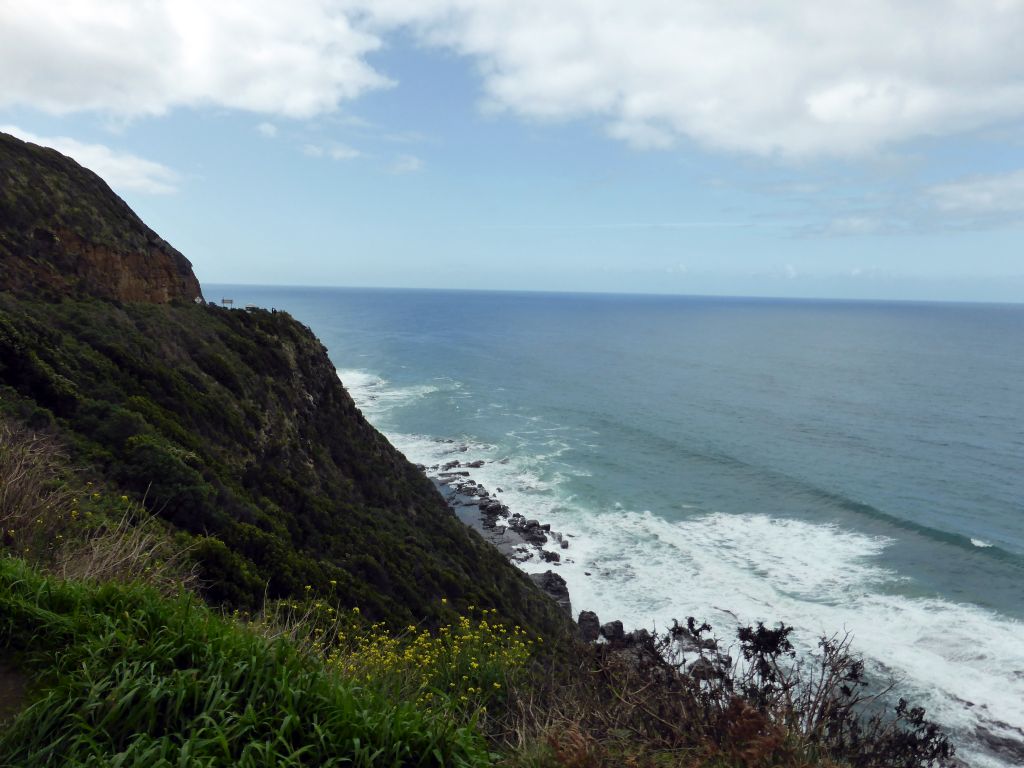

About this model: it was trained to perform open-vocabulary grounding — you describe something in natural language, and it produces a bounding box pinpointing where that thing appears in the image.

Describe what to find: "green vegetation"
[0,549,955,768]
[0,294,568,637]
[0,558,494,767]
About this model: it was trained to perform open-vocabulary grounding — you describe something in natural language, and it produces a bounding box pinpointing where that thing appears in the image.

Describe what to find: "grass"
[0,558,494,767]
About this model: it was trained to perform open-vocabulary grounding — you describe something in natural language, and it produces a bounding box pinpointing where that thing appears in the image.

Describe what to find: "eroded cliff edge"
[0,132,202,303]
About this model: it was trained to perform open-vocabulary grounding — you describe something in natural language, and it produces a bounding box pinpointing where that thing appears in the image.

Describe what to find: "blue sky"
[3,2,1024,302]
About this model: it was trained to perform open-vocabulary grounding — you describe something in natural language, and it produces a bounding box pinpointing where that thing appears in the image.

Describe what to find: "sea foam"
[337,368,1024,768]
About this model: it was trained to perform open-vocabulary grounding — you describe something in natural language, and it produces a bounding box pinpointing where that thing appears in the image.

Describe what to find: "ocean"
[210,285,1024,766]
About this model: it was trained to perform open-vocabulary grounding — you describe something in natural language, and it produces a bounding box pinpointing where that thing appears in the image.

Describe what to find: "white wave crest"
[337,368,440,417]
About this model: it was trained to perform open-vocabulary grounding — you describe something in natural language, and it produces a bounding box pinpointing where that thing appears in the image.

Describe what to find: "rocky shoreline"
[419,443,576,614]
[418,444,733,675]
[424,452,571,562]
[414,444,1024,766]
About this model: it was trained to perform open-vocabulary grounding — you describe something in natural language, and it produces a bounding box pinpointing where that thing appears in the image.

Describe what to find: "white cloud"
[1,125,179,194]
[303,142,362,160]
[929,169,1024,214]
[329,144,361,160]
[389,154,423,174]
[0,1,389,119]
[4,2,1024,157]
[257,122,278,138]
[824,216,884,236]
[359,0,1024,157]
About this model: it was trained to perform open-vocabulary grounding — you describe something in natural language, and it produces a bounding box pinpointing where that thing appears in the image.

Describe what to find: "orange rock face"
[1,131,203,304]
[14,228,204,304]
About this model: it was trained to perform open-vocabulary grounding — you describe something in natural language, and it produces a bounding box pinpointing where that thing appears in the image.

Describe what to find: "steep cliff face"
[0,130,567,636]
[0,132,201,304]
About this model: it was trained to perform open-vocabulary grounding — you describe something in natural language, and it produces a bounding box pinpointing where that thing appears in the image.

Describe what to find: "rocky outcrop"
[578,610,601,642]
[0,131,202,304]
[529,571,572,618]
[600,620,625,644]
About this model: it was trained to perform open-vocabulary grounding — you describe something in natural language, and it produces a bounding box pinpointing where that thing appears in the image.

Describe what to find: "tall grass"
[0,558,492,767]
[0,418,196,593]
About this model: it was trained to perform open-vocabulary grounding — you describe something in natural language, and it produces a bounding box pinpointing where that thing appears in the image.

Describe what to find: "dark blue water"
[212,286,1024,764]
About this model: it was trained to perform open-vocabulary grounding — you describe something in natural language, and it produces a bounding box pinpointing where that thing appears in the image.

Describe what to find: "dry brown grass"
[54,505,198,595]
[0,417,197,595]
[0,419,74,550]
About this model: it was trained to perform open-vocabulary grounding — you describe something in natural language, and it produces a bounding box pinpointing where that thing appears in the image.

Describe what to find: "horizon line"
[201,281,1024,308]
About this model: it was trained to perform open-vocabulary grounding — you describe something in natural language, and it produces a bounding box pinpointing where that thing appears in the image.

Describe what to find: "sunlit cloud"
[1,125,179,195]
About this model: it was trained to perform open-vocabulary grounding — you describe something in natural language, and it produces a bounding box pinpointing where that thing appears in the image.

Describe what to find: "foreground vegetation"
[0,418,954,767]
[0,558,496,767]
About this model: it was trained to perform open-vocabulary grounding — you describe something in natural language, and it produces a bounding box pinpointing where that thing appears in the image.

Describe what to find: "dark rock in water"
[688,657,719,680]
[578,611,600,642]
[540,550,560,563]
[496,487,503,492]
[600,620,625,643]
[510,516,547,545]
[529,571,571,617]
[540,523,551,531]
[523,530,547,546]
[560,539,569,549]
[628,629,651,644]
[457,445,468,452]
[465,460,485,468]
[442,460,460,470]
[584,571,592,576]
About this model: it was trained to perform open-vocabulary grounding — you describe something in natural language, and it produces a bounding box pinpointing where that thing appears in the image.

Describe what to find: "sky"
[2,1,1024,302]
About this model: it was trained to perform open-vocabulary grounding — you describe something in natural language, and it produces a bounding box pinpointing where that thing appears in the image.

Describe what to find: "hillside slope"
[0,130,566,635]
[0,132,201,303]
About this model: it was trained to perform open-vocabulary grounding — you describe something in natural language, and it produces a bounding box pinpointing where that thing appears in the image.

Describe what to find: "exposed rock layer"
[0,132,201,303]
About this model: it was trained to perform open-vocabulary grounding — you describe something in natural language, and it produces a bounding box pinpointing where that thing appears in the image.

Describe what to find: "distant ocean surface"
[211,285,1024,766]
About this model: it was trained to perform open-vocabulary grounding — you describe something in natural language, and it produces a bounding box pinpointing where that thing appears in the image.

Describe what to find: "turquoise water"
[211,285,1024,765]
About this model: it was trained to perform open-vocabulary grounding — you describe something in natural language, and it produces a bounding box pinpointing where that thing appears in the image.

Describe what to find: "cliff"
[0,131,202,303]
[0,131,565,635]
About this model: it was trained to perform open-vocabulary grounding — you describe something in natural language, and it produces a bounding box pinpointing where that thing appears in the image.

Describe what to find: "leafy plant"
[0,558,493,768]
